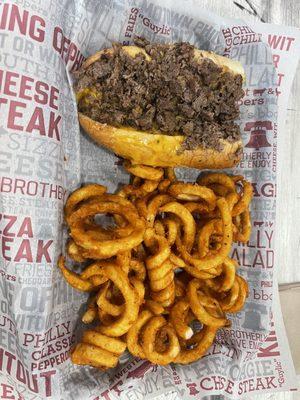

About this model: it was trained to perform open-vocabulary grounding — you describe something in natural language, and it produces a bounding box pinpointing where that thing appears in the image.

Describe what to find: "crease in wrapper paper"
[0,0,298,399]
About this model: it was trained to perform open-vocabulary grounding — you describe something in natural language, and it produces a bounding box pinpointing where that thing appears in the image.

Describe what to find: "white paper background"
[0,0,299,398]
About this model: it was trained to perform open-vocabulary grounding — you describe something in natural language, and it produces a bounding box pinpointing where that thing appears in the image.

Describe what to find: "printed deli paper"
[0,0,299,399]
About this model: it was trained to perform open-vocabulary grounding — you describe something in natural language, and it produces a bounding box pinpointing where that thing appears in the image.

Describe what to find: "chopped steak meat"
[74,37,244,151]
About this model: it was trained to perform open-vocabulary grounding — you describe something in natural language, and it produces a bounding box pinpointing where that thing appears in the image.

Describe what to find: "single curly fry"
[97,281,123,317]
[71,343,118,369]
[82,296,98,324]
[145,300,165,315]
[65,184,106,224]
[146,194,173,227]
[233,210,251,243]
[175,326,218,364]
[127,309,153,359]
[187,279,228,327]
[170,300,193,340]
[168,182,216,210]
[160,202,196,252]
[66,239,86,262]
[82,330,126,355]
[124,161,164,181]
[232,180,253,216]
[96,264,140,337]
[178,198,232,270]
[205,258,237,292]
[58,256,93,292]
[69,200,145,259]
[141,316,180,365]
[198,173,236,192]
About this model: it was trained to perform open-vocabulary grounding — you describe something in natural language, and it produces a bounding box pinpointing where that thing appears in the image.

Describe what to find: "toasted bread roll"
[75,44,244,169]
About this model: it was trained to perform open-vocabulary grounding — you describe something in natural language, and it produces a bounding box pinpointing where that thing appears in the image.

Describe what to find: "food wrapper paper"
[0,0,299,398]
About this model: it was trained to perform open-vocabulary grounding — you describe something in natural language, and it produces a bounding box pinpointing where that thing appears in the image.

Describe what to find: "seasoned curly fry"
[124,161,164,181]
[141,316,180,365]
[82,296,98,324]
[65,184,106,224]
[168,182,216,209]
[232,179,253,216]
[233,209,252,242]
[170,300,193,339]
[58,256,93,292]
